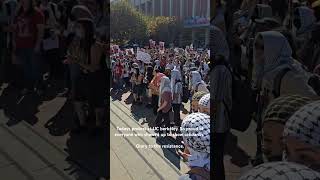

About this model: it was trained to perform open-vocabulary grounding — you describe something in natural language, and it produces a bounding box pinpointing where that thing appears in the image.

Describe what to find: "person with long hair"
[11,0,44,94]
[64,18,107,134]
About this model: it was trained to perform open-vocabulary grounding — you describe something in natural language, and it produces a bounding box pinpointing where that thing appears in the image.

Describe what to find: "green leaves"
[110,0,182,45]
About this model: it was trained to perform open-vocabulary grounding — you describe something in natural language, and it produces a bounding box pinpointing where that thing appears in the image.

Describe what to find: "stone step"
[0,110,95,180]
[110,101,189,180]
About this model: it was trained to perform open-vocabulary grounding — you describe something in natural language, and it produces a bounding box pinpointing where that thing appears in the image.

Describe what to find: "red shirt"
[15,8,44,49]
[115,64,123,77]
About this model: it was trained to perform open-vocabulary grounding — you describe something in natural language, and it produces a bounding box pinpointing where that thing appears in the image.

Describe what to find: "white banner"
[136,50,151,63]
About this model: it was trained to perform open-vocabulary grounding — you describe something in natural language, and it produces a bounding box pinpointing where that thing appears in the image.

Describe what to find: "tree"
[110,0,148,45]
[147,16,183,46]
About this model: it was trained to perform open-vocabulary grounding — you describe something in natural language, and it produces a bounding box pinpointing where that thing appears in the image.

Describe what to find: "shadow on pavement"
[44,99,74,136]
[0,84,41,126]
[110,88,125,101]
[65,130,109,179]
[156,136,182,170]
[0,82,109,179]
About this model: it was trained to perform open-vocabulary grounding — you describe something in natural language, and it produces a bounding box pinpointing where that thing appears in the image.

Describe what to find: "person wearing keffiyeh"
[171,67,183,127]
[252,31,317,107]
[238,161,320,180]
[283,100,320,172]
[178,113,210,180]
[189,71,209,94]
[154,76,172,134]
[261,95,313,162]
[198,93,210,115]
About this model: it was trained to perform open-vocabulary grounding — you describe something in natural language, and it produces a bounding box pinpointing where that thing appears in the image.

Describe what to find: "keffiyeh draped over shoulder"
[159,76,171,95]
[283,100,320,149]
[181,113,211,171]
[171,68,182,93]
[239,162,320,180]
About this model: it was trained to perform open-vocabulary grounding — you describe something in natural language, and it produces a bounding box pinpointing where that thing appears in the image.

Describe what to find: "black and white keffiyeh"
[198,93,210,109]
[262,95,313,125]
[283,100,320,148]
[181,113,210,153]
[239,162,320,180]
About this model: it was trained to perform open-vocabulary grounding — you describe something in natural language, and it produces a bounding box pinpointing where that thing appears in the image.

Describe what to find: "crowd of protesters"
[0,0,108,135]
[110,41,212,179]
[210,0,320,180]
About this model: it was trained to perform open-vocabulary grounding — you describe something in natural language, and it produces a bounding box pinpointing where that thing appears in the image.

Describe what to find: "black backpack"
[214,59,255,132]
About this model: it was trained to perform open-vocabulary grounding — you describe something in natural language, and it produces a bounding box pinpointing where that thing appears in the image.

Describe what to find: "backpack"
[185,167,210,180]
[216,62,255,132]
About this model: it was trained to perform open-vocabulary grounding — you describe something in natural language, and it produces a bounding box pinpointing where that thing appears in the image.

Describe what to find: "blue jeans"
[16,48,42,89]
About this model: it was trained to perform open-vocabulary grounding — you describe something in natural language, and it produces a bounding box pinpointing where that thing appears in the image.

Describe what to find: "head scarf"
[181,113,210,170]
[262,95,313,125]
[238,162,320,180]
[198,93,210,109]
[191,71,204,90]
[283,100,320,149]
[295,7,316,35]
[159,76,171,94]
[171,68,182,93]
[209,25,230,61]
[252,31,294,88]
[154,60,160,68]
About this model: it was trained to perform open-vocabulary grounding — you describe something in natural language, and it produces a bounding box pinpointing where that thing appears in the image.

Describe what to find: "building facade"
[129,0,211,47]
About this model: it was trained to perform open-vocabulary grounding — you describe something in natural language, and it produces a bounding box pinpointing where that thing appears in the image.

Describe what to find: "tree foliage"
[110,0,183,45]
[110,0,148,44]
[147,16,183,45]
